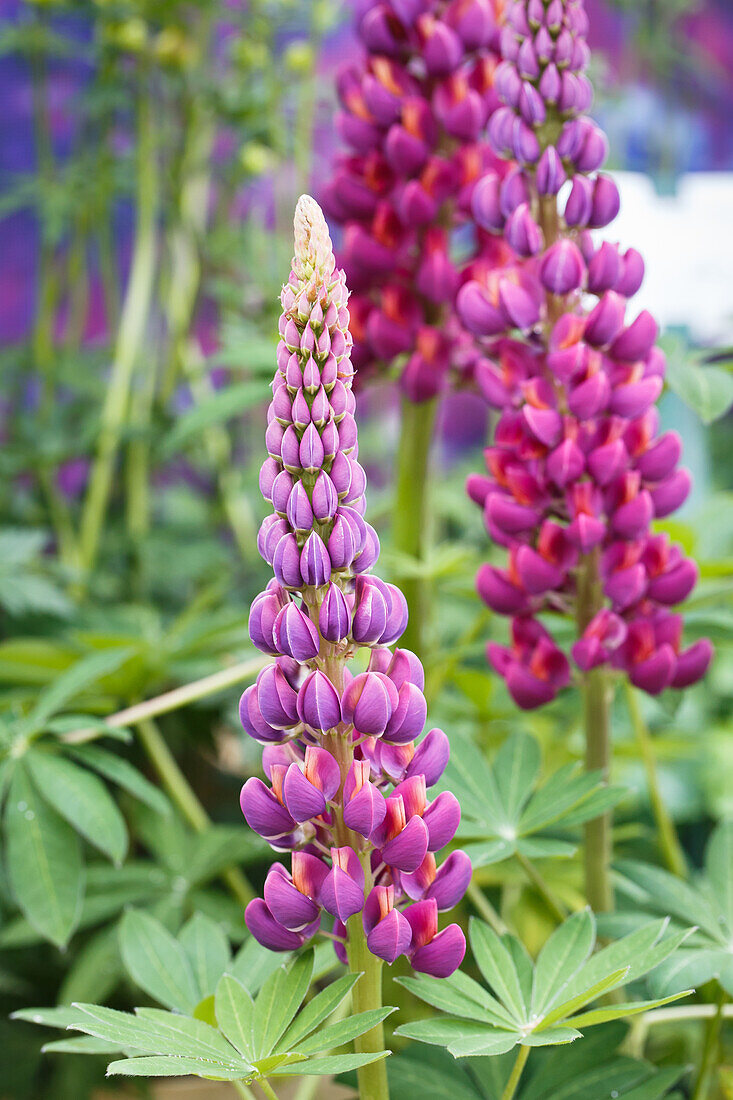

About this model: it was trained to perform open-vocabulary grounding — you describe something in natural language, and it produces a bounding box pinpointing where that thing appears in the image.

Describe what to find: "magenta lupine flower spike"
[321,0,515,401]
[456,1,712,709]
[241,196,468,977]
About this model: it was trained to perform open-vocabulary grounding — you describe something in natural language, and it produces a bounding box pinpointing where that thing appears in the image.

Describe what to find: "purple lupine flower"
[457,0,712,709]
[241,196,468,977]
[322,0,516,402]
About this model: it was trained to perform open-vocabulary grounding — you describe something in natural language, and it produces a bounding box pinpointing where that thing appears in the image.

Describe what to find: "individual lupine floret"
[240,196,468,978]
[457,0,712,708]
[322,0,515,401]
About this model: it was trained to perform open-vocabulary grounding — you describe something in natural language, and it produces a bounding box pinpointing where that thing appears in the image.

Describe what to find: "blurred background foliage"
[0,0,732,1097]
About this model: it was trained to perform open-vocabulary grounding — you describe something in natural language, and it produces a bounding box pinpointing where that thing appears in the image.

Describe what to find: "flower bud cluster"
[322,0,515,402]
[456,0,712,708]
[242,197,468,977]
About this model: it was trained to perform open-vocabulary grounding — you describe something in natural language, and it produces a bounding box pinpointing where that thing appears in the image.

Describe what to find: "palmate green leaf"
[469,919,526,1022]
[561,920,694,1004]
[22,648,134,734]
[615,860,722,940]
[214,974,255,1060]
[530,910,595,1016]
[400,917,695,1063]
[180,913,231,1001]
[704,820,733,930]
[395,1017,518,1052]
[43,1036,121,1055]
[388,1051,484,1100]
[119,910,199,1013]
[665,351,733,424]
[70,1003,242,1065]
[67,744,170,816]
[493,733,541,823]
[538,968,630,1029]
[26,750,127,864]
[448,734,623,875]
[647,948,733,999]
[397,973,517,1029]
[271,1051,391,1076]
[275,972,360,1052]
[106,1055,250,1080]
[569,991,691,1029]
[250,951,313,1059]
[291,1007,396,1055]
[4,762,84,948]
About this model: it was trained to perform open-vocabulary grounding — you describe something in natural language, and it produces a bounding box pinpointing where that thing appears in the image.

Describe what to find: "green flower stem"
[77,74,158,584]
[60,655,269,744]
[624,681,686,877]
[392,396,438,657]
[577,549,614,914]
[467,881,509,935]
[691,988,727,1100]
[257,1080,280,1100]
[501,1044,530,1100]
[345,912,390,1100]
[135,716,254,906]
[233,1081,257,1100]
[515,851,566,924]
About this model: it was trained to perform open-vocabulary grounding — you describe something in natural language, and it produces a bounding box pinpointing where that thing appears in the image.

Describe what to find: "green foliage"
[395,914,691,1057]
[610,820,733,997]
[15,938,392,1086]
[387,1024,684,1099]
[447,732,625,868]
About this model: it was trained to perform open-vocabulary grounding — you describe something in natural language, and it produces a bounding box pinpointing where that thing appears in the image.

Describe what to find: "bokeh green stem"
[392,396,438,658]
[78,75,158,584]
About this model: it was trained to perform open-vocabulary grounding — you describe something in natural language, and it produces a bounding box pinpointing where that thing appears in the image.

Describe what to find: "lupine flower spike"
[241,195,469,977]
[323,0,514,401]
[458,0,713,709]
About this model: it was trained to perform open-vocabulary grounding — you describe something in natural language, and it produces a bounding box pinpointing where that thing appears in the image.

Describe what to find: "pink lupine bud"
[249,587,284,656]
[426,849,472,908]
[321,847,365,921]
[381,806,429,872]
[387,647,425,691]
[319,582,351,642]
[245,898,319,952]
[672,639,713,688]
[536,145,566,194]
[423,791,461,850]
[274,602,320,662]
[617,247,645,297]
[239,685,287,745]
[407,728,450,787]
[342,671,399,736]
[240,777,297,841]
[263,862,322,931]
[505,203,543,256]
[344,760,388,838]
[256,662,300,730]
[564,174,594,226]
[297,670,342,732]
[589,173,621,227]
[352,575,390,644]
[384,681,428,744]
[363,885,412,962]
[405,899,466,977]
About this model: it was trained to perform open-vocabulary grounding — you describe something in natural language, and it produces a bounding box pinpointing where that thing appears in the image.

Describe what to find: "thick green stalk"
[257,1080,280,1100]
[345,913,390,1100]
[625,681,686,877]
[135,717,253,906]
[501,1044,530,1100]
[577,549,614,914]
[77,77,158,582]
[392,396,438,657]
